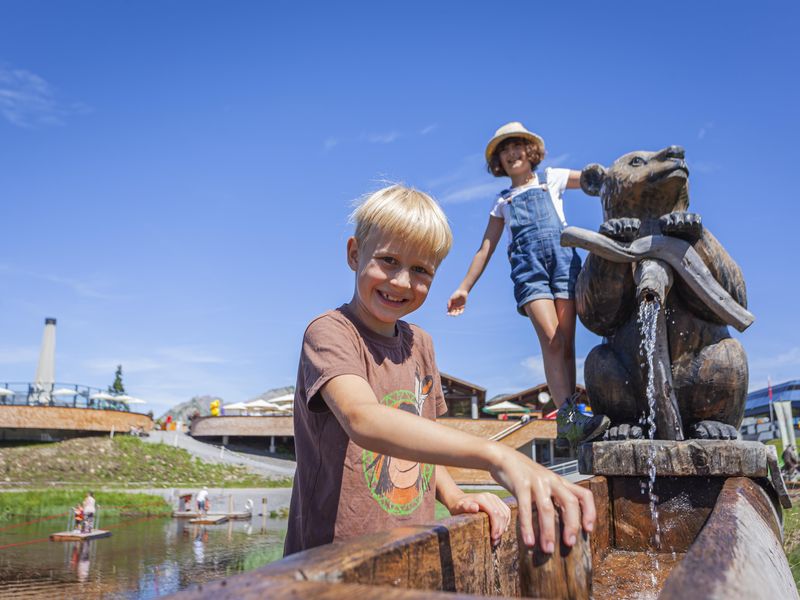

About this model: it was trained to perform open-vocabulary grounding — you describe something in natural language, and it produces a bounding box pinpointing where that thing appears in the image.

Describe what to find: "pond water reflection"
[0,514,287,599]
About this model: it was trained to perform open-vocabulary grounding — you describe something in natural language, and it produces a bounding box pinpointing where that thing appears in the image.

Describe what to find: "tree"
[108,365,126,394]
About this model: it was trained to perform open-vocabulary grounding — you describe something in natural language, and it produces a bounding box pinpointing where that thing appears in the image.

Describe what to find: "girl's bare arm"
[447,215,504,315]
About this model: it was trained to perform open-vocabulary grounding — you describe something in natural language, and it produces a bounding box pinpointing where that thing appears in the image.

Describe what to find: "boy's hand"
[445,491,512,547]
[488,445,595,552]
[447,289,469,315]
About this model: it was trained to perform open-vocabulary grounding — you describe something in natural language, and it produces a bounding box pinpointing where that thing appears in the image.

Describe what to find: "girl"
[447,122,609,445]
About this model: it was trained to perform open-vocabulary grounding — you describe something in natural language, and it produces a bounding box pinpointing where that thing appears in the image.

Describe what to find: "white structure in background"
[222,401,250,415]
[775,400,797,450]
[31,318,57,405]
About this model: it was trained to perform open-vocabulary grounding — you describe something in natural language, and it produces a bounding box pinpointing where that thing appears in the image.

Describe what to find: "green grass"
[784,501,800,587]
[0,490,171,521]
[0,436,293,488]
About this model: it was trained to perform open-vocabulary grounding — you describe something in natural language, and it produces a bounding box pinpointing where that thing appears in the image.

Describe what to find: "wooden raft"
[189,515,229,525]
[50,529,112,542]
[173,511,252,520]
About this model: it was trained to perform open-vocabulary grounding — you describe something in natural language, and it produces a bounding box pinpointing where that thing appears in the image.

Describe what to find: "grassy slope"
[0,490,171,520]
[0,436,292,488]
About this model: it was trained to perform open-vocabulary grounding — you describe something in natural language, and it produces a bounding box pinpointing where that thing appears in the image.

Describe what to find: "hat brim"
[485,131,545,164]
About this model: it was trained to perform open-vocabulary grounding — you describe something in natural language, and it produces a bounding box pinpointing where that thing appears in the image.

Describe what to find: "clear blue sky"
[1,1,798,416]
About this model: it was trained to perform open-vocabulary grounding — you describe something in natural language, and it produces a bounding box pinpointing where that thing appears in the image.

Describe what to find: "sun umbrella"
[244,399,282,411]
[266,393,294,404]
[223,402,250,410]
[0,388,15,397]
[115,394,146,404]
[89,392,118,401]
[52,388,79,396]
[481,400,531,414]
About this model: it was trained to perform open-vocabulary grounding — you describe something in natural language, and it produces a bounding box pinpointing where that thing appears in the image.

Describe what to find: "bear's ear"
[581,164,606,196]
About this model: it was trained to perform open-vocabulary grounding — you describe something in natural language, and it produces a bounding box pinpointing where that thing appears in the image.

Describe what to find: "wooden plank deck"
[50,529,112,542]
[189,515,229,525]
[173,511,252,520]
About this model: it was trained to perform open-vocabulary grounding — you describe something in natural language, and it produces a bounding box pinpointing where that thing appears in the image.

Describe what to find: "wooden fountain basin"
[166,441,797,599]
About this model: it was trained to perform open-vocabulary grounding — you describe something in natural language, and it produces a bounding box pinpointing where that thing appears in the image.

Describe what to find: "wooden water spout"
[634,258,683,440]
[561,228,754,332]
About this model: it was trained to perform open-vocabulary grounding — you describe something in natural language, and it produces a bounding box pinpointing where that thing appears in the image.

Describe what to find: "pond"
[0,514,287,598]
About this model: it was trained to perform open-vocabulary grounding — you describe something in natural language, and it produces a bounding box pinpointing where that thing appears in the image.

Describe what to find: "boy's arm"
[435,465,511,547]
[447,216,504,316]
[322,374,595,552]
[566,170,582,189]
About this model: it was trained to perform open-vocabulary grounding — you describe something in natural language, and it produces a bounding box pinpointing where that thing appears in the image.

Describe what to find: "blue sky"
[1,1,798,416]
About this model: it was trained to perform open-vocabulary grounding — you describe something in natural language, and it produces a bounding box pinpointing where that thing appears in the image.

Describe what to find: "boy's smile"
[347,231,437,337]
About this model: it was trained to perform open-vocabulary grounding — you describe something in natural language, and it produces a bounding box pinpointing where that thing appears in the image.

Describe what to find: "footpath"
[142,430,296,478]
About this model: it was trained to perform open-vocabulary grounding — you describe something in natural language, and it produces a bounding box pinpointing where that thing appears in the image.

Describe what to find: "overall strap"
[537,168,548,186]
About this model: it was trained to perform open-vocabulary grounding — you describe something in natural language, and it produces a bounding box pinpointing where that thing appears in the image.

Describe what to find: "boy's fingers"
[567,482,596,532]
[487,498,510,541]
[515,488,535,547]
[553,485,581,547]
[533,483,557,554]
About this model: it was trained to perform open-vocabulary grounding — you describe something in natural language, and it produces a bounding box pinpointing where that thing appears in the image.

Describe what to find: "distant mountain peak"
[159,386,295,421]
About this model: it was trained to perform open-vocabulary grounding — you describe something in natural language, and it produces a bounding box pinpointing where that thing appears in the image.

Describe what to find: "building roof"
[440,372,486,403]
[488,383,588,412]
[744,379,800,416]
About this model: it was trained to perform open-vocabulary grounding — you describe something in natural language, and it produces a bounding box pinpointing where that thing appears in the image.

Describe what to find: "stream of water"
[638,298,663,588]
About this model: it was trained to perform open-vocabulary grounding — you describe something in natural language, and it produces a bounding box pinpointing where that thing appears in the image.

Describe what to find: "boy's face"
[346,230,437,337]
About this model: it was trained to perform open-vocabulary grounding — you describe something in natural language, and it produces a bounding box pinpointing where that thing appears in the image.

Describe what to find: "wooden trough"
[50,529,112,542]
[164,440,797,599]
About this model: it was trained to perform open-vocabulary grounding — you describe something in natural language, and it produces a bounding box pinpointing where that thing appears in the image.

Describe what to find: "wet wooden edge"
[579,440,770,477]
[659,477,798,600]
[174,580,521,599]
[165,497,522,599]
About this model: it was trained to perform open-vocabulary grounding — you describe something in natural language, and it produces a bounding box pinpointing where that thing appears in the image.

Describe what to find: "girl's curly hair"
[487,137,546,177]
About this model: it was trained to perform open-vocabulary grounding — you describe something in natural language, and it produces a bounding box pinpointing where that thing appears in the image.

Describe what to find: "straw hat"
[485,122,545,163]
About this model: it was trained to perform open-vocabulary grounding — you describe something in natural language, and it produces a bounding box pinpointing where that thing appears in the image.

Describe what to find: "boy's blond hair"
[350,184,453,264]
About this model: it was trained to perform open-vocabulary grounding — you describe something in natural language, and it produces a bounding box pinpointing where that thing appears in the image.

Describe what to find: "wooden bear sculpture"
[565,146,752,440]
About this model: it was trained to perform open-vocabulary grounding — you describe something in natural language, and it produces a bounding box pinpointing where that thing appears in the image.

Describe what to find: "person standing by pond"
[82,492,96,533]
[447,122,610,446]
[196,487,209,514]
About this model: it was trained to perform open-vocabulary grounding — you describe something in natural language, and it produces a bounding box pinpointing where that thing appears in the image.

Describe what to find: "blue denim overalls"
[505,170,582,315]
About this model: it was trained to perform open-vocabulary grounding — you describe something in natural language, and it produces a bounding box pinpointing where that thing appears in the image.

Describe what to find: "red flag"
[768,377,773,402]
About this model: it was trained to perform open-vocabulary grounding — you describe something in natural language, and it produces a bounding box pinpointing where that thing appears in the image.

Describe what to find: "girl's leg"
[554,298,577,394]
[522,298,573,406]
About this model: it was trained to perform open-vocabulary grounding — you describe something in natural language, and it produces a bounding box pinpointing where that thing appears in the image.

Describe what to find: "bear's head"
[581,146,690,224]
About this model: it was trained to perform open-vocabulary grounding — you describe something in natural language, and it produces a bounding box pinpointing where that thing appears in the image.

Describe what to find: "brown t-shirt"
[284,305,448,556]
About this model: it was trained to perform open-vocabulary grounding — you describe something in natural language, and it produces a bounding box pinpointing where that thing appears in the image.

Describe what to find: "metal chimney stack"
[32,317,57,404]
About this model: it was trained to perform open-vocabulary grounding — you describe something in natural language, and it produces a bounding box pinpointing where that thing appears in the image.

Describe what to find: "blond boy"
[285,185,595,556]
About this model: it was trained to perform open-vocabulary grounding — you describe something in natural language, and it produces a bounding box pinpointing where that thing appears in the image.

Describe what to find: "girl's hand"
[446,491,512,547]
[447,289,469,315]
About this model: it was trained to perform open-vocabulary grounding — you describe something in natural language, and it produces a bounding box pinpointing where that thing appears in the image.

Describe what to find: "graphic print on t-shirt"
[362,369,435,515]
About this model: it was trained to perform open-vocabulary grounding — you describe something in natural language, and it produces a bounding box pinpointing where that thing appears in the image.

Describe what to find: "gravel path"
[142,430,295,478]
